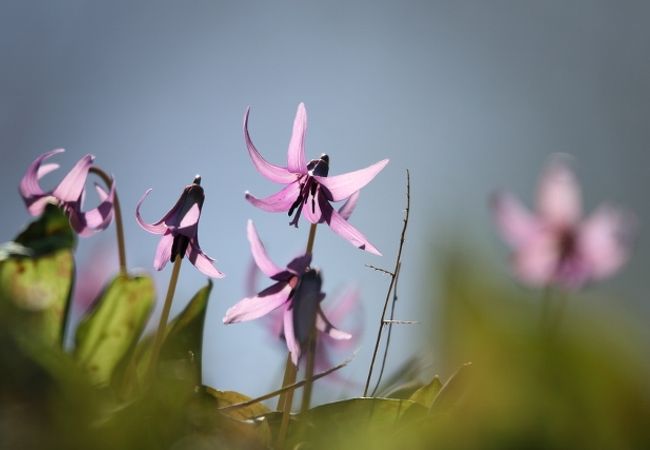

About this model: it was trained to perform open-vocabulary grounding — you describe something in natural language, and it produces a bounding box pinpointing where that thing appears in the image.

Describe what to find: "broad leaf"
[74,274,155,386]
[409,375,443,407]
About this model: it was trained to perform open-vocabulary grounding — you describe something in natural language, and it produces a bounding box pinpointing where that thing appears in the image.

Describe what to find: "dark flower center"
[288,154,329,227]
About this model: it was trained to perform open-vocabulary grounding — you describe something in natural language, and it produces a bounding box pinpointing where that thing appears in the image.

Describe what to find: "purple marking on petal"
[284,304,300,366]
[19,149,65,215]
[52,154,94,203]
[536,157,582,228]
[245,181,301,212]
[287,103,308,174]
[490,191,540,249]
[316,309,352,340]
[153,232,174,271]
[244,107,297,183]
[303,187,324,224]
[285,254,311,276]
[326,206,381,255]
[316,159,389,202]
[247,220,283,277]
[135,189,168,235]
[223,283,291,323]
[186,239,225,278]
[338,191,359,221]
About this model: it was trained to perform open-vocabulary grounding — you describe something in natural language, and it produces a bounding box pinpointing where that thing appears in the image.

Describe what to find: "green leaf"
[0,205,76,346]
[408,375,443,408]
[74,274,155,386]
[430,362,472,413]
[202,386,271,420]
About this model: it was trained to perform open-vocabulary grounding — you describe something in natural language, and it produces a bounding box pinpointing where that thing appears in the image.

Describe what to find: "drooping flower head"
[491,156,634,289]
[136,176,224,278]
[223,220,351,365]
[243,103,388,255]
[19,149,115,236]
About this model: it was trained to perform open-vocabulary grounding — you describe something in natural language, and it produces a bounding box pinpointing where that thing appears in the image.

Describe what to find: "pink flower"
[136,176,224,278]
[243,103,388,255]
[491,157,634,289]
[19,149,115,237]
[223,220,351,365]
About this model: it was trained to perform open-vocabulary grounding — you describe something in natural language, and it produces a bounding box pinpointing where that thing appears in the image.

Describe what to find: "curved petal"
[153,232,174,271]
[338,191,359,221]
[187,239,225,278]
[303,188,324,224]
[284,303,301,366]
[19,149,65,215]
[245,181,301,212]
[285,254,312,276]
[578,206,634,280]
[490,191,540,249]
[52,154,94,203]
[223,283,291,323]
[247,220,282,277]
[68,181,115,237]
[316,159,389,202]
[244,107,297,183]
[316,308,352,340]
[325,206,381,255]
[287,103,307,174]
[135,189,168,235]
[537,157,582,228]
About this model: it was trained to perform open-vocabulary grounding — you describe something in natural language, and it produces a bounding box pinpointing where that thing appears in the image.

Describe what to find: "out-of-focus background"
[1,0,648,401]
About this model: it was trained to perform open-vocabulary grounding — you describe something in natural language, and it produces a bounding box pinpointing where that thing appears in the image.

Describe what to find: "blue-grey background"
[1,1,649,400]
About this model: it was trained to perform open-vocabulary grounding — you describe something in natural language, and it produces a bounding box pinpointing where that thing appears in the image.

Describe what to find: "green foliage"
[0,205,75,346]
[74,274,155,386]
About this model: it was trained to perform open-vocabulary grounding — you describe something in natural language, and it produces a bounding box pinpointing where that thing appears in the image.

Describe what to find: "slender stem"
[305,223,318,255]
[146,257,182,381]
[300,320,318,412]
[276,358,297,449]
[363,170,410,397]
[276,353,294,410]
[89,166,127,275]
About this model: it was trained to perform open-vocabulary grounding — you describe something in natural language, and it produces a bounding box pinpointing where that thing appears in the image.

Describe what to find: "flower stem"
[275,355,297,449]
[299,222,319,412]
[305,222,318,255]
[89,166,127,276]
[146,256,182,381]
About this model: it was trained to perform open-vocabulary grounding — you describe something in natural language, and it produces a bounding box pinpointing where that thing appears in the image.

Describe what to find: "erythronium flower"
[223,220,351,365]
[19,149,115,236]
[491,156,634,289]
[243,103,388,255]
[136,176,224,278]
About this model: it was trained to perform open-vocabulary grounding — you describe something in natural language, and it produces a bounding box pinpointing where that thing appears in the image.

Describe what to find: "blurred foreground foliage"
[1,210,649,449]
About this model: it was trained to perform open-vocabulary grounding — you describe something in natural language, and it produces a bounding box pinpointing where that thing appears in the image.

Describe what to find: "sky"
[1,0,649,401]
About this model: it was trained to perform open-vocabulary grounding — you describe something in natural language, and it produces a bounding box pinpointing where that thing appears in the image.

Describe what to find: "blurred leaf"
[0,205,76,346]
[429,362,471,413]
[74,274,155,386]
[203,387,271,420]
[408,375,442,408]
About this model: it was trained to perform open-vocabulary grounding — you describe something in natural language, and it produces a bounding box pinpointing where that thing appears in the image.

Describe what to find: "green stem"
[146,256,182,381]
[276,356,297,449]
[89,166,127,276]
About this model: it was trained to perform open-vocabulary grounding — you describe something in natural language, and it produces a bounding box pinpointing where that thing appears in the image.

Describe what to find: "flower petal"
[315,159,389,202]
[52,154,94,203]
[537,157,582,228]
[287,103,308,174]
[316,308,352,340]
[284,303,301,366]
[513,231,559,287]
[187,239,225,278]
[325,206,381,255]
[223,282,291,323]
[247,220,283,277]
[245,181,301,212]
[490,191,540,248]
[244,107,296,183]
[153,232,174,271]
[285,254,312,276]
[19,149,64,215]
[303,189,324,224]
[135,189,168,235]
[578,206,634,280]
[337,191,359,221]
[68,181,115,237]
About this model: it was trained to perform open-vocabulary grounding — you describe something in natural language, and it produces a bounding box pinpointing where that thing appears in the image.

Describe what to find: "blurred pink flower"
[243,103,388,255]
[491,157,634,289]
[19,149,115,236]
